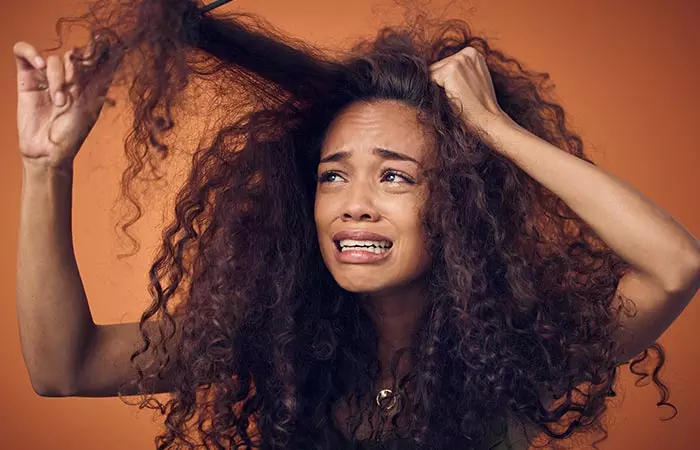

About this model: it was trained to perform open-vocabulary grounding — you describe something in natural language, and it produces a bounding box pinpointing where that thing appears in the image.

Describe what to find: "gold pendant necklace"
[375,388,400,412]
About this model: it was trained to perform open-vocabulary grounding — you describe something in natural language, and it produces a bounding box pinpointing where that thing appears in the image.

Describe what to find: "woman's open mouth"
[333,239,393,263]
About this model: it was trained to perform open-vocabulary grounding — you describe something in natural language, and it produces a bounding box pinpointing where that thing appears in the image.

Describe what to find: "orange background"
[2,0,699,448]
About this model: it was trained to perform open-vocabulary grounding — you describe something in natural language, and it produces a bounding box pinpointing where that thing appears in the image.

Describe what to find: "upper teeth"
[338,239,392,249]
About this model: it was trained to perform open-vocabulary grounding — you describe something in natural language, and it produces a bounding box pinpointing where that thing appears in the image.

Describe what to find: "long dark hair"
[48,0,674,448]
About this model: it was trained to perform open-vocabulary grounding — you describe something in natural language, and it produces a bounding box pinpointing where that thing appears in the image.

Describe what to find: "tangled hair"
[48,0,675,448]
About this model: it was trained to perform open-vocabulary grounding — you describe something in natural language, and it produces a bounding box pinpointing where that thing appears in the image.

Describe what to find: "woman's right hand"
[14,41,112,169]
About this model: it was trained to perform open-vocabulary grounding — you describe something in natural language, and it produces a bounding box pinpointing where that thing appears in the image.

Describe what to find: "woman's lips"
[332,229,393,242]
[333,241,392,264]
[330,230,393,264]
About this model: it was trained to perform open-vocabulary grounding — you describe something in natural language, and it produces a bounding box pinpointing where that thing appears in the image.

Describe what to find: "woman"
[14,0,699,448]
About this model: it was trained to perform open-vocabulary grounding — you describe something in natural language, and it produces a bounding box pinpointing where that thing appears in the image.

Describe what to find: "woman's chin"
[338,282,380,294]
[333,276,386,294]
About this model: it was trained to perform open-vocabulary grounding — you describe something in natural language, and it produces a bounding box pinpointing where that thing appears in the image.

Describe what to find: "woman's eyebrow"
[319,147,420,165]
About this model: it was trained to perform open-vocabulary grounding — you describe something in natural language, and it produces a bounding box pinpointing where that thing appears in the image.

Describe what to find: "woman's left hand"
[429,46,510,130]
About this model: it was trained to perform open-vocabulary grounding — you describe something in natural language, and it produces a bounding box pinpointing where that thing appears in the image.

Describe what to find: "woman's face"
[314,100,433,295]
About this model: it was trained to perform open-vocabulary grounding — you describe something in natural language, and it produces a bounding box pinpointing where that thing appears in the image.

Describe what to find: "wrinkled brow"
[319,147,421,165]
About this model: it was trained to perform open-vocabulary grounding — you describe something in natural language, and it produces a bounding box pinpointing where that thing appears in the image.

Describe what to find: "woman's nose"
[341,184,380,222]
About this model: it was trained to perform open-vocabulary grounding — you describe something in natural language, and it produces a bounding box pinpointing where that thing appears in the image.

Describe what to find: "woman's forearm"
[16,160,96,396]
[480,115,700,291]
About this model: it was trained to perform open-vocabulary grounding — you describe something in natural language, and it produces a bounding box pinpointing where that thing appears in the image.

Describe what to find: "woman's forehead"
[320,100,431,161]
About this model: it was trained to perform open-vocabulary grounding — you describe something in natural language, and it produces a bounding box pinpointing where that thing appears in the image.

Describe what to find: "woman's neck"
[361,280,428,380]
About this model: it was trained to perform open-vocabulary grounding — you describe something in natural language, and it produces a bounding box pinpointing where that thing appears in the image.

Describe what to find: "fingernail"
[54,91,66,106]
[34,56,45,68]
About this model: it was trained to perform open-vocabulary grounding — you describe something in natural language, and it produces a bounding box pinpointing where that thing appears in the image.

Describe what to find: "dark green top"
[341,435,515,450]
[341,437,416,450]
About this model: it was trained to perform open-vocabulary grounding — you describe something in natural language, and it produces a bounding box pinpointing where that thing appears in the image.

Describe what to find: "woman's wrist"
[21,156,75,179]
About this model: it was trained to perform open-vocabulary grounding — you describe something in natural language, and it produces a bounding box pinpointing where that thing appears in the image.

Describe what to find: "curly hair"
[47,0,675,448]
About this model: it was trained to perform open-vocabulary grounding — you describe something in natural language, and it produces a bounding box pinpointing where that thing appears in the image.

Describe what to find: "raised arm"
[14,41,176,397]
[430,48,700,363]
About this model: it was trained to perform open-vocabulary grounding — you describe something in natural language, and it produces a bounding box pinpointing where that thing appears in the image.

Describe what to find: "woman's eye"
[317,171,342,183]
[382,170,414,184]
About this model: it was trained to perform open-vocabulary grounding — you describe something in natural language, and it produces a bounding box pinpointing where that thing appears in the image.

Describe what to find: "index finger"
[13,41,45,72]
